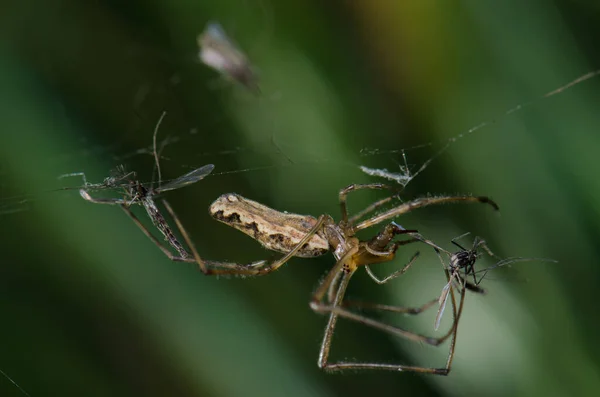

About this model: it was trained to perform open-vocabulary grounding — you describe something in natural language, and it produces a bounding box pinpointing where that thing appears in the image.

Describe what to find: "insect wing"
[472,256,558,284]
[434,281,452,331]
[157,164,215,193]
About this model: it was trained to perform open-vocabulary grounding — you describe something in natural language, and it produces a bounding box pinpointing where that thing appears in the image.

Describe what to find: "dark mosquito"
[415,233,556,329]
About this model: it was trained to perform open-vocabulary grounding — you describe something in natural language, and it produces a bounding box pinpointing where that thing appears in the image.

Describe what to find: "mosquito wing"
[472,256,558,284]
[434,281,452,331]
[157,164,215,193]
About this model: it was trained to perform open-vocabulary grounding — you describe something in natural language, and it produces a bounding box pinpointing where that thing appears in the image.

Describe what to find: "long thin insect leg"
[442,280,466,373]
[472,238,501,285]
[119,205,193,263]
[79,190,128,205]
[161,199,210,272]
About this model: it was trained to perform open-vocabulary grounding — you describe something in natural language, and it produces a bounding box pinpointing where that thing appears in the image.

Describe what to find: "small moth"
[197,21,260,94]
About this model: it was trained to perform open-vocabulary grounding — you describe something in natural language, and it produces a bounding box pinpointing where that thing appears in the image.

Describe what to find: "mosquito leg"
[472,238,501,285]
[160,198,212,273]
[80,190,128,205]
[59,171,89,185]
[442,280,467,373]
[410,234,453,258]
[119,205,193,263]
[450,232,472,251]
[464,279,486,294]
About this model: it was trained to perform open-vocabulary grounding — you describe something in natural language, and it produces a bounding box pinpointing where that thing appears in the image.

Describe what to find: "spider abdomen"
[209,193,330,258]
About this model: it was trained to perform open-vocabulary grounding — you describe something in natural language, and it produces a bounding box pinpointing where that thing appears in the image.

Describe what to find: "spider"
[199,183,499,374]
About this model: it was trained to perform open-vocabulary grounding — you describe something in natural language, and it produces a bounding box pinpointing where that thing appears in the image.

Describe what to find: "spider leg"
[326,270,343,305]
[310,263,466,375]
[364,251,420,285]
[361,221,422,284]
[341,298,438,315]
[353,195,499,232]
[348,194,398,226]
[310,246,458,343]
[338,183,390,224]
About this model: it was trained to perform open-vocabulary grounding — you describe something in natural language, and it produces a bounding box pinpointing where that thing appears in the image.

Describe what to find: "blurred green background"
[1,1,600,396]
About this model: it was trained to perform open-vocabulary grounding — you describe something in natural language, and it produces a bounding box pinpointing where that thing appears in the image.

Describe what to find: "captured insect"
[203,184,499,374]
[77,163,215,261]
[414,233,557,330]
[69,112,226,266]
[197,21,260,94]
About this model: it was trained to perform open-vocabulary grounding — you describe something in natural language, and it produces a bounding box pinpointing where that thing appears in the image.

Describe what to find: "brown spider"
[200,184,499,374]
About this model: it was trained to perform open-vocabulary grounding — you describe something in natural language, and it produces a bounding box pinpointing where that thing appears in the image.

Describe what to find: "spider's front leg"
[367,222,419,253]
[359,222,420,283]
